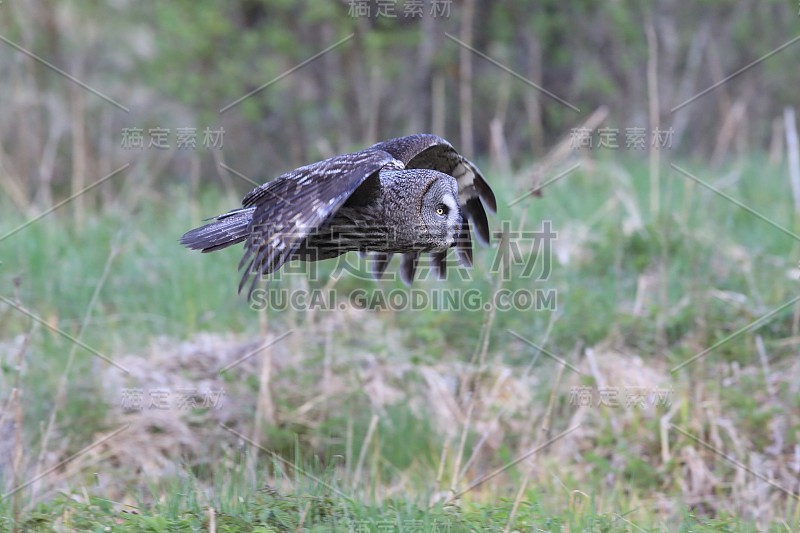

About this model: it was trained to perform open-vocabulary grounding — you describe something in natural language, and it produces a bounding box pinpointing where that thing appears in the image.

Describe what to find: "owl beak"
[447,212,463,247]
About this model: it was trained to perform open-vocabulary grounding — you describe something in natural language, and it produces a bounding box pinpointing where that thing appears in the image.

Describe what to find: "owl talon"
[400,253,419,285]
[371,252,393,280]
[431,251,447,280]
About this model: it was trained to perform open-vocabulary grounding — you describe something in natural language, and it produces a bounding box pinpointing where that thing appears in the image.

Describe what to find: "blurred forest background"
[2,0,800,531]
[2,0,798,207]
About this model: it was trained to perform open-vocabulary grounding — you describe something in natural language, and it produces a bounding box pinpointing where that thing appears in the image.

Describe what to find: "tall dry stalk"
[248,309,275,487]
[784,108,800,213]
[646,19,661,220]
[352,413,379,490]
[431,73,445,136]
[646,20,670,351]
[70,85,88,229]
[504,343,575,532]
[785,107,800,337]
[33,240,119,500]
[6,329,31,533]
[458,0,475,157]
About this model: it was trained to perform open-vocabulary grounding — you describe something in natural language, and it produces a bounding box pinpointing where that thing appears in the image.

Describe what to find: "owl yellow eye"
[435,204,448,216]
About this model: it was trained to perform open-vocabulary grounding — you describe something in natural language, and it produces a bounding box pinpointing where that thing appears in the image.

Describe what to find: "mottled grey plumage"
[180,134,496,295]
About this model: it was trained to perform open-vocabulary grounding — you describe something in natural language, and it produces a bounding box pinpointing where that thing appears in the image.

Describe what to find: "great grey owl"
[180,134,497,294]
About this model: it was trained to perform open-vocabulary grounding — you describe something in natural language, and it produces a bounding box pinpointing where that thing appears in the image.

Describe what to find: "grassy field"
[1,154,799,531]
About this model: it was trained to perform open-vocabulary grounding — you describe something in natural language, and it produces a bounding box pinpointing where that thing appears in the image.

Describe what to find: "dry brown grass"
[4,299,783,527]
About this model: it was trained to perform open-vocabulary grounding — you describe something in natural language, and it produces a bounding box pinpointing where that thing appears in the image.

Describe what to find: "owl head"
[418,172,461,249]
[380,168,461,251]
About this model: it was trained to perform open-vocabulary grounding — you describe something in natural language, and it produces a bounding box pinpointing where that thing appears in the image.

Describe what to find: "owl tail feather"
[180,207,255,253]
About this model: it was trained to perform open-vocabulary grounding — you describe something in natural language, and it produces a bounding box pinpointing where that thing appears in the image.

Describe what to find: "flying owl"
[180,134,497,295]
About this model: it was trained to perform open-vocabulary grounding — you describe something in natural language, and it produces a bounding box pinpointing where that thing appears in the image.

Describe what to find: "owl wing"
[370,134,496,272]
[238,149,400,295]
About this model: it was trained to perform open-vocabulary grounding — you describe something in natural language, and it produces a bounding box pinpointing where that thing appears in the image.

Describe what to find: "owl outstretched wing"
[238,149,400,295]
[369,134,496,277]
